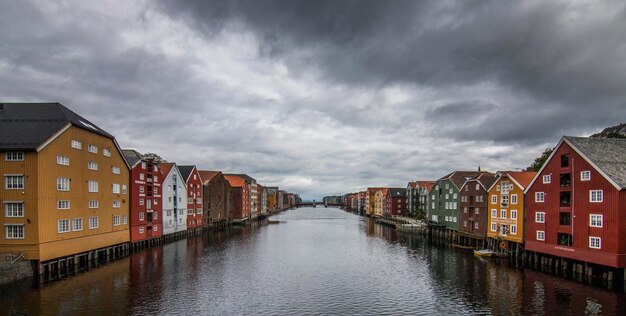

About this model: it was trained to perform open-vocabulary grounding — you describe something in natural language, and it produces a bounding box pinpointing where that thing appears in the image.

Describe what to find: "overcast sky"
[1,1,625,200]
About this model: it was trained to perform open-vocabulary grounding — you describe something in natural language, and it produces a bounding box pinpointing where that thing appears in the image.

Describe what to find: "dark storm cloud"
[155,0,626,144]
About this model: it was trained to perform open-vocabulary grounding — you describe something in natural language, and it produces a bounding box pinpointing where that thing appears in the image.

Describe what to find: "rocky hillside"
[590,123,626,138]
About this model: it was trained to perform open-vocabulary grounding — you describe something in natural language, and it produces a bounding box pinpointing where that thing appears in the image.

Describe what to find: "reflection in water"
[0,207,624,315]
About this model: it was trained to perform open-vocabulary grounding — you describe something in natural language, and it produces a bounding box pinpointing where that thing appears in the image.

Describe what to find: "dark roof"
[224,173,256,184]
[122,149,142,168]
[388,188,406,197]
[178,165,196,181]
[0,102,114,150]
[565,136,626,189]
[439,171,493,189]
[198,170,221,183]
[463,173,498,191]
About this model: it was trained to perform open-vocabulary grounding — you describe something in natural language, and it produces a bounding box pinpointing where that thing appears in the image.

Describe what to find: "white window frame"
[589,214,603,228]
[89,216,99,229]
[103,148,111,157]
[122,185,127,194]
[511,194,518,205]
[542,175,551,184]
[113,200,121,208]
[511,210,518,220]
[535,212,545,223]
[56,177,70,191]
[112,166,120,174]
[72,218,83,231]
[122,215,127,225]
[5,224,25,239]
[57,200,70,210]
[112,183,120,194]
[510,224,517,235]
[5,175,25,189]
[535,192,545,203]
[87,161,98,170]
[491,195,497,204]
[71,140,82,150]
[491,223,497,232]
[113,215,120,226]
[5,152,24,161]
[590,190,603,203]
[4,202,24,217]
[139,212,144,221]
[491,209,497,218]
[88,200,99,209]
[58,219,70,233]
[88,144,98,154]
[88,181,98,193]
[536,230,545,241]
[56,155,70,166]
[500,209,507,219]
[589,236,601,249]
[580,171,590,181]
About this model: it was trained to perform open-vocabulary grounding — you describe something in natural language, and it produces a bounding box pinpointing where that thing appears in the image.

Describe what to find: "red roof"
[198,170,221,184]
[224,175,246,188]
[407,181,418,189]
[507,171,537,189]
[159,162,175,178]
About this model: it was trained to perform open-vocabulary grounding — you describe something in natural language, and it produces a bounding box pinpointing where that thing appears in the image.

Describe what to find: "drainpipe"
[571,158,575,242]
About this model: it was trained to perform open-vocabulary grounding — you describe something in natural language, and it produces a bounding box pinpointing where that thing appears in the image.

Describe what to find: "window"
[5,225,24,239]
[475,183,480,191]
[154,225,158,232]
[71,140,82,149]
[501,181,509,195]
[122,185,127,194]
[122,215,127,225]
[58,219,70,233]
[57,177,70,191]
[431,202,435,209]
[590,214,603,227]
[474,208,479,215]
[491,223,497,232]
[88,144,98,153]
[445,194,449,199]
[110,200,119,208]
[491,209,497,218]
[57,200,70,209]
[113,215,120,226]
[197,208,202,214]
[535,192,545,202]
[511,210,517,220]
[57,155,70,165]
[501,195,509,206]
[88,161,98,170]
[463,207,468,214]
[561,154,569,167]
[73,218,83,231]
[154,175,158,182]
[139,186,144,194]
[103,148,111,157]
[542,175,551,184]
[88,181,98,193]
[580,171,590,181]
[445,184,449,189]
[88,200,99,209]
[510,224,517,235]
[153,212,158,220]
[112,184,120,194]
[535,212,545,223]
[140,173,145,180]
[139,226,144,234]
[141,162,146,169]
[560,173,570,188]
[5,175,24,189]
[560,192,571,207]
[167,210,172,217]
[511,194,518,205]
[139,198,144,206]
[536,230,545,241]
[557,233,573,246]
[112,166,120,174]
[491,195,497,204]
[589,237,601,249]
[474,222,479,229]
[453,193,457,199]
[188,198,193,204]
[465,185,469,192]
[146,199,152,209]
[5,152,24,161]
[464,220,468,227]
[500,209,507,219]
[4,202,24,217]
[559,212,571,226]
[153,187,158,195]
[89,217,99,229]
[590,190,603,203]
[139,212,144,221]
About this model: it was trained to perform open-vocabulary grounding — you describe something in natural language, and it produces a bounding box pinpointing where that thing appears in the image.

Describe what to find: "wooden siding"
[429,179,460,230]
[487,176,525,244]
[186,169,204,228]
[459,180,489,238]
[36,126,129,261]
[0,151,40,259]
[525,141,625,267]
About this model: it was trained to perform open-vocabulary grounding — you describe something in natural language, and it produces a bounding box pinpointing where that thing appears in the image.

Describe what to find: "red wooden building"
[224,175,250,222]
[178,165,203,230]
[122,150,163,242]
[525,136,626,268]
[458,173,497,238]
[384,188,407,216]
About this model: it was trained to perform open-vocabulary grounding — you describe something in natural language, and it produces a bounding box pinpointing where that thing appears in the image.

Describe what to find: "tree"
[527,148,553,172]
[142,152,167,164]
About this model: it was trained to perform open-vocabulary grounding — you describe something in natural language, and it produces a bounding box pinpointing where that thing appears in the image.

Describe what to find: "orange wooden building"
[0,103,130,262]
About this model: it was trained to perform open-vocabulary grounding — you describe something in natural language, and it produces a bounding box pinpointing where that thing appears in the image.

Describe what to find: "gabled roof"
[159,162,175,178]
[224,174,246,188]
[407,181,418,189]
[0,102,114,150]
[198,170,222,184]
[224,174,256,184]
[424,182,437,193]
[463,173,498,191]
[438,171,492,189]
[178,165,196,182]
[506,171,537,190]
[388,188,406,197]
[525,136,626,192]
[122,149,143,168]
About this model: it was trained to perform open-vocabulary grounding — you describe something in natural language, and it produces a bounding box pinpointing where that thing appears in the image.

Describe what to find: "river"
[1,207,624,315]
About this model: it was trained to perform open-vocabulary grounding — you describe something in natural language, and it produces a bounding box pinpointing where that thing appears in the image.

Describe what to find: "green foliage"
[527,148,553,172]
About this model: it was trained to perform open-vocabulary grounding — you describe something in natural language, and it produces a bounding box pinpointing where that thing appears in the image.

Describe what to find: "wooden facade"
[198,170,232,225]
[458,174,497,238]
[525,137,626,268]
[487,171,535,244]
[224,175,250,222]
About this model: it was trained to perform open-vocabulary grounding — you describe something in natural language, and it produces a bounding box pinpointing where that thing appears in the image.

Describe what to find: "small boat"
[452,243,474,250]
[474,249,508,258]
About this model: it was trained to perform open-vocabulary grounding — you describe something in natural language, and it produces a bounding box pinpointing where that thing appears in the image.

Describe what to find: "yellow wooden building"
[486,171,536,244]
[0,103,130,262]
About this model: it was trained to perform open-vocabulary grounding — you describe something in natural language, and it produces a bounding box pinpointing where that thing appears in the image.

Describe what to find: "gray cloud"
[1,1,624,199]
